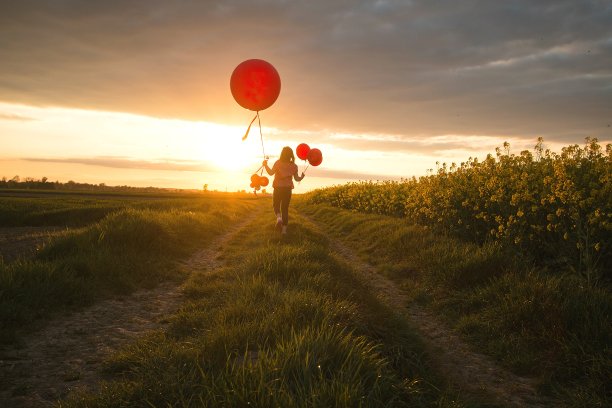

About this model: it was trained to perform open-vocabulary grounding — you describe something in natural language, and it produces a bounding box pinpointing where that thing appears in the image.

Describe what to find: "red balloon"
[230,59,281,111]
[307,148,323,166]
[296,143,310,161]
[250,173,260,184]
[259,176,269,187]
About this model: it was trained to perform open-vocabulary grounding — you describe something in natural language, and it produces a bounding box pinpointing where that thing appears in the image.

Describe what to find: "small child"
[262,146,305,234]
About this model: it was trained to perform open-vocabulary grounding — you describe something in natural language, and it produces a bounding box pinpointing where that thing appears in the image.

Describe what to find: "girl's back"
[272,160,298,188]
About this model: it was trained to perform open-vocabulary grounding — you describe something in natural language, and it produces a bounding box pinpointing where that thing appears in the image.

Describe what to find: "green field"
[0,168,610,407]
[0,190,256,343]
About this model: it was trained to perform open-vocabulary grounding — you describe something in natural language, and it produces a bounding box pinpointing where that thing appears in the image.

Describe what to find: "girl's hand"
[262,159,268,166]
[301,172,305,178]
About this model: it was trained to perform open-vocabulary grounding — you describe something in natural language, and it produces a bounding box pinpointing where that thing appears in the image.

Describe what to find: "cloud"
[281,130,540,155]
[0,112,35,121]
[0,1,611,143]
[20,155,395,181]
[22,156,216,172]
[312,167,402,181]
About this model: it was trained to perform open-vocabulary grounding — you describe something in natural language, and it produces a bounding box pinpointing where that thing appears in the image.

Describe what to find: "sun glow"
[191,122,261,172]
[1,101,562,193]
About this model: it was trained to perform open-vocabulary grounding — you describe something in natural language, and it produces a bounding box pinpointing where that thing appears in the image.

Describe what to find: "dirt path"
[0,212,260,408]
[301,214,559,408]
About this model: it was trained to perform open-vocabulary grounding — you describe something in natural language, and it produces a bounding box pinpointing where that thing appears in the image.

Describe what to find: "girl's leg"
[272,189,283,229]
[272,188,281,218]
[281,188,292,226]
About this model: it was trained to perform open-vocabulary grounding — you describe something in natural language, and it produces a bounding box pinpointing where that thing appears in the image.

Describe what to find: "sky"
[1,0,611,191]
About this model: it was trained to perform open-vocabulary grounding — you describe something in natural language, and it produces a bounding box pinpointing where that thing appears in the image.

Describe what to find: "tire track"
[0,208,262,408]
[300,212,560,408]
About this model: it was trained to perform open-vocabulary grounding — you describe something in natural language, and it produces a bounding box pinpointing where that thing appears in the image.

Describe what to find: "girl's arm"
[294,170,305,182]
[263,160,275,175]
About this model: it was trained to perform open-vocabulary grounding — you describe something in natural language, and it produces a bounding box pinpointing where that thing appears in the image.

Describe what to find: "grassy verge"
[0,192,252,227]
[297,202,611,407]
[0,197,255,343]
[60,208,477,407]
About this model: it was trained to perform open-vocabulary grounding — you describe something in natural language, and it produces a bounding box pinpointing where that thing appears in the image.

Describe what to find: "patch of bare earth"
[0,213,259,408]
[302,214,559,408]
[0,227,66,264]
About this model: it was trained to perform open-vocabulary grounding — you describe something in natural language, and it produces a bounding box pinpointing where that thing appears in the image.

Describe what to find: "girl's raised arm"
[263,159,275,175]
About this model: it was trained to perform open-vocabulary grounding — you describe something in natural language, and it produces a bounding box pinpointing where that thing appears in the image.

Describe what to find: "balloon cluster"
[250,173,269,192]
[296,143,323,167]
[229,59,324,193]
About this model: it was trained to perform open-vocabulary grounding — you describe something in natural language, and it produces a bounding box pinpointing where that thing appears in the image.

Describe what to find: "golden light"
[185,121,261,172]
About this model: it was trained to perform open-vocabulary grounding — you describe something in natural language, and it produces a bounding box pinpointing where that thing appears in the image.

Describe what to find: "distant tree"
[11,175,20,182]
[42,177,48,183]
[203,183,208,192]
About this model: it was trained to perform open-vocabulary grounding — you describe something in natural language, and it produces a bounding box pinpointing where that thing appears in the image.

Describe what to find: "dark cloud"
[1,0,611,143]
[22,156,215,172]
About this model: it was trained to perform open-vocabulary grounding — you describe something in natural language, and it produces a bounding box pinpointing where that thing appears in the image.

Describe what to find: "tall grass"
[0,198,254,343]
[61,210,471,407]
[298,202,612,407]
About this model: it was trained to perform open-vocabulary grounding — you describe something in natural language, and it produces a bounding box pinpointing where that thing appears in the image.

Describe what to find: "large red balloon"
[259,176,269,187]
[296,143,310,161]
[307,148,323,166]
[230,59,281,111]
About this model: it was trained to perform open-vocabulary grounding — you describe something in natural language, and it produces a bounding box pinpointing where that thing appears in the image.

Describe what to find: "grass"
[0,190,254,227]
[60,207,479,407]
[0,194,256,343]
[297,201,612,407]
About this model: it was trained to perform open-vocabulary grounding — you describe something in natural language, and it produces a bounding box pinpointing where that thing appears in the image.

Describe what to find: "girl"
[262,146,305,234]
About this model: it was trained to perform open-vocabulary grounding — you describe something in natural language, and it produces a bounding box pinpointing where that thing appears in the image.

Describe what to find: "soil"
[0,227,66,264]
[0,214,259,408]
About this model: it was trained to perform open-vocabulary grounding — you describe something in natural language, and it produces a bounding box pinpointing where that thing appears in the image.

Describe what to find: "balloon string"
[298,163,309,185]
[257,111,266,158]
[242,112,267,160]
[242,113,258,141]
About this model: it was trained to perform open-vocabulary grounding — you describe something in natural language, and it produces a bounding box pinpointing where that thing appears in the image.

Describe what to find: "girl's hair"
[279,146,295,163]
